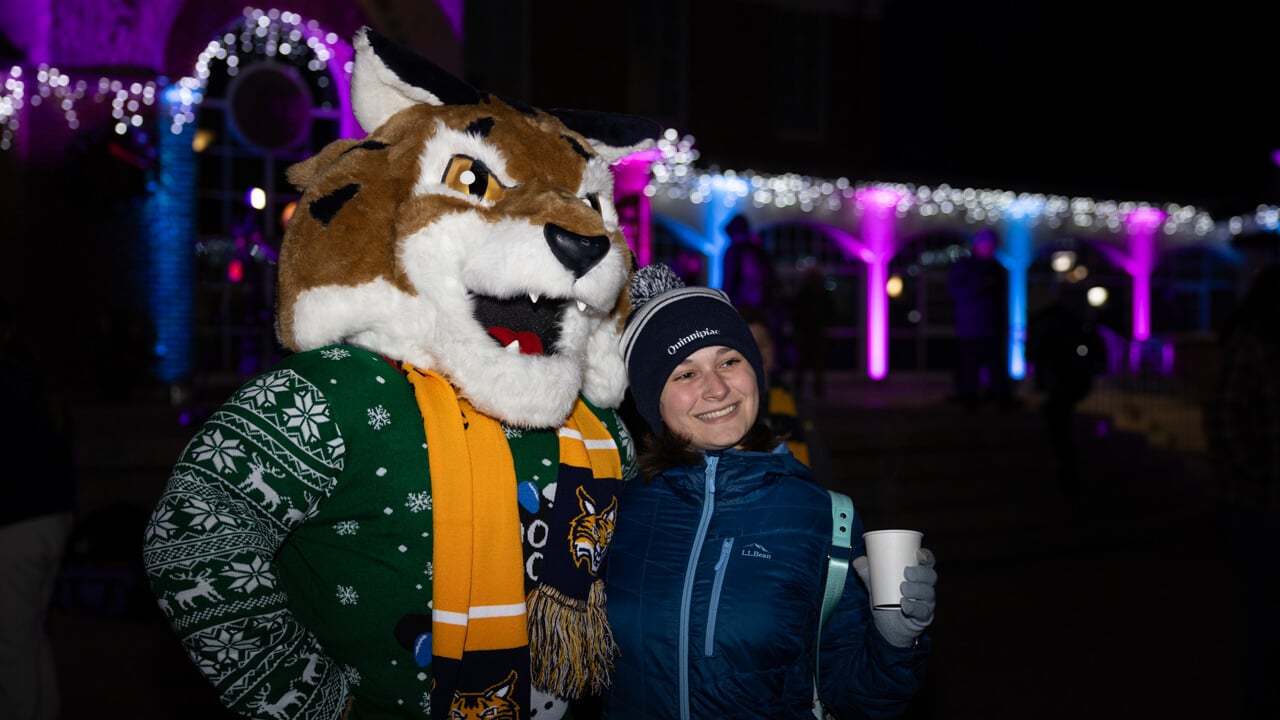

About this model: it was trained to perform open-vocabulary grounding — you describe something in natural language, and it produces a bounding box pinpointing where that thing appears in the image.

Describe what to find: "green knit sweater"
[142,345,635,719]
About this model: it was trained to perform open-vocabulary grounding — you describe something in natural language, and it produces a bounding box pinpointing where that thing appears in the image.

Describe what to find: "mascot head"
[277,27,660,428]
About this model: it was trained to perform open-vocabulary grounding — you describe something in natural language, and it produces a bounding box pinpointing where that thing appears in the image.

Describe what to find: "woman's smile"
[660,345,759,451]
[696,403,739,421]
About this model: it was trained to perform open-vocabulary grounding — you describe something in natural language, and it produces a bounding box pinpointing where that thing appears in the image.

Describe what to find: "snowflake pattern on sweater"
[143,346,634,719]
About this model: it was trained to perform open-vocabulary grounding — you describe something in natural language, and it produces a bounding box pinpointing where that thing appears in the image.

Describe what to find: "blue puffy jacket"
[602,445,929,719]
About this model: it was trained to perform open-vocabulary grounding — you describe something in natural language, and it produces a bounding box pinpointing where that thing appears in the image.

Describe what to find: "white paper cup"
[863,529,923,609]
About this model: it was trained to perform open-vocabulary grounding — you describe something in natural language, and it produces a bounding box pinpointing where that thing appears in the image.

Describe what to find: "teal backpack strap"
[822,490,854,627]
[814,490,854,717]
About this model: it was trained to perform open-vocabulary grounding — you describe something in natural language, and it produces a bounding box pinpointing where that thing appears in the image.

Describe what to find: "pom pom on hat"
[621,263,766,436]
[628,262,686,310]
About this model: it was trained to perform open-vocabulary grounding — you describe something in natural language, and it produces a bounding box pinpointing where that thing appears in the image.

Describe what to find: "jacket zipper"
[706,536,734,656]
[679,455,718,720]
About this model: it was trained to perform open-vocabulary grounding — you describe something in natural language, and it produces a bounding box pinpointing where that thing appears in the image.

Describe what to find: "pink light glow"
[855,187,905,380]
[1161,340,1175,374]
[1125,207,1166,233]
[437,0,465,40]
[610,148,661,265]
[825,228,873,264]
[865,260,888,379]
[1131,273,1151,340]
[611,148,661,195]
[1123,208,1165,341]
[855,186,904,211]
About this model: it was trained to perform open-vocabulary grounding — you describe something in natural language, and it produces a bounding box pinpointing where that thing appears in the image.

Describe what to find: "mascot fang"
[143,27,659,720]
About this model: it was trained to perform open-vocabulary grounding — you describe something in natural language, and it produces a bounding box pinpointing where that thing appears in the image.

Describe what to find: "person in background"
[721,214,778,314]
[603,264,935,719]
[1025,283,1106,497]
[946,228,1015,410]
[1204,264,1280,719]
[721,214,787,371]
[0,301,76,720]
[788,266,835,397]
[739,304,822,473]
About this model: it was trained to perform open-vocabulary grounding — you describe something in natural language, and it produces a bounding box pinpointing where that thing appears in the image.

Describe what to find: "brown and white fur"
[277,27,658,428]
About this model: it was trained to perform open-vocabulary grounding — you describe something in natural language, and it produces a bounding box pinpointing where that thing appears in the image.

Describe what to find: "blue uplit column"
[703,177,749,290]
[147,83,199,386]
[1004,199,1041,380]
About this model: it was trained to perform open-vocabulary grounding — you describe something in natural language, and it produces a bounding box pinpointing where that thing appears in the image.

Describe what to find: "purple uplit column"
[1124,207,1164,342]
[855,187,905,380]
[610,148,660,265]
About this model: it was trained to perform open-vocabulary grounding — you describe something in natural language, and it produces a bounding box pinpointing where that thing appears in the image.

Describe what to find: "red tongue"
[487,327,544,355]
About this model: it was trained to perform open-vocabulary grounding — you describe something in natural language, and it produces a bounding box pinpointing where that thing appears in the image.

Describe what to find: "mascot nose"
[544,223,609,278]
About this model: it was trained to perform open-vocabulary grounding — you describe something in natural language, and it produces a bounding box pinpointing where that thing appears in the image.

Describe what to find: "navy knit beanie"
[620,264,767,436]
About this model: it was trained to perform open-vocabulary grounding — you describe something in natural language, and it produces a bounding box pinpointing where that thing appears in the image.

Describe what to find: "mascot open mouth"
[473,293,566,356]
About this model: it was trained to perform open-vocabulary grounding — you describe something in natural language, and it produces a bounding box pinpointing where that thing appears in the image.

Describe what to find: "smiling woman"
[658,345,761,451]
[604,262,938,719]
[619,265,768,450]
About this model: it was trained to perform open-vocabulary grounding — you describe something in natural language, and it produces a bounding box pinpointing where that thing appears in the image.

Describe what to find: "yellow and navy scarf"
[403,365,621,718]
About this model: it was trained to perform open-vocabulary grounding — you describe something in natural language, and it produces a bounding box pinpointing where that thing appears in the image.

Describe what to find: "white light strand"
[7,64,159,139]
[179,7,339,134]
[0,65,24,150]
[0,43,1274,242]
[647,129,1275,241]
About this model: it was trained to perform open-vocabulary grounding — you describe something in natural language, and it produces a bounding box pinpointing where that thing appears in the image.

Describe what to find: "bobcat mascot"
[143,27,658,720]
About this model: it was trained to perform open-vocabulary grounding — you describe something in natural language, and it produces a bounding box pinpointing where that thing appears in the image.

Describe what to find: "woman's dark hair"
[636,418,778,479]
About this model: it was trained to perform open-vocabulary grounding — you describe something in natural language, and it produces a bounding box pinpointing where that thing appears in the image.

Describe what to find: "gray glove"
[852,548,937,648]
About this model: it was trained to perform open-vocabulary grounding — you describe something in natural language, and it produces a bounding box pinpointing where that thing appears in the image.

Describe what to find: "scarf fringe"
[527,580,617,697]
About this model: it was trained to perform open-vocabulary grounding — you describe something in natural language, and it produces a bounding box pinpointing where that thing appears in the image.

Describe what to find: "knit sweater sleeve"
[142,364,351,719]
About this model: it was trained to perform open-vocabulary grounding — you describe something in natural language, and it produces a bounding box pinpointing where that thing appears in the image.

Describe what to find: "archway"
[182,8,352,384]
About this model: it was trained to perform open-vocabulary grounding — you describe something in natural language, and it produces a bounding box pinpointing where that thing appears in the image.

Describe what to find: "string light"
[0,14,1275,241]
[646,130,1276,242]
[0,65,23,150]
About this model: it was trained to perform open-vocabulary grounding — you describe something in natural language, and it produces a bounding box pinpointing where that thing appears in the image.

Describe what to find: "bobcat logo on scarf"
[451,671,520,720]
[141,25,659,720]
[570,485,618,575]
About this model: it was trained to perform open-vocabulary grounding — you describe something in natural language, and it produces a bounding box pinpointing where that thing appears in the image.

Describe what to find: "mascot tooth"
[143,26,659,720]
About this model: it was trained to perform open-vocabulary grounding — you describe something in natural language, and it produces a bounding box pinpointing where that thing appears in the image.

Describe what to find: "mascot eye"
[582,193,602,214]
[442,155,505,202]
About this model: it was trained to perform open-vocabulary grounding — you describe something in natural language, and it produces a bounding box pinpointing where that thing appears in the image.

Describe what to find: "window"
[191,15,345,381]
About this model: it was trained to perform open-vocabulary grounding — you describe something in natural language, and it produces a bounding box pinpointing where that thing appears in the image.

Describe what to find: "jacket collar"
[661,444,806,503]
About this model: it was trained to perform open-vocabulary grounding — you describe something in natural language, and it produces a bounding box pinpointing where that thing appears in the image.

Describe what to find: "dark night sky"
[852,0,1280,218]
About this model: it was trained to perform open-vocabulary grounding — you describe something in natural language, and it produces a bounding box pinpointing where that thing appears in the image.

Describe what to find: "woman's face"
[658,345,759,451]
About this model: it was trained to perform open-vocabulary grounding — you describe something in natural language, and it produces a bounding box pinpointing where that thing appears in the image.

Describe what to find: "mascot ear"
[352,26,662,159]
[284,138,363,190]
[549,108,664,164]
[350,26,481,132]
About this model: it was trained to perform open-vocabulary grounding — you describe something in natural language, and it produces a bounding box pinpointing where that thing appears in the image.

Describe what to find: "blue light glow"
[1003,216,1036,380]
[146,98,196,384]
